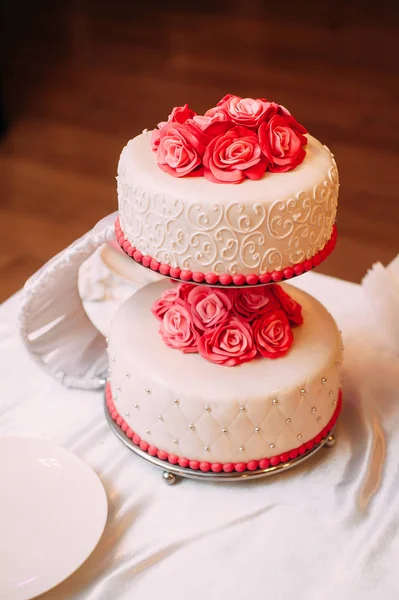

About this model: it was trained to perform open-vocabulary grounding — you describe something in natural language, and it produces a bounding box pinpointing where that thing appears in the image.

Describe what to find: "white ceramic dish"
[0,437,108,600]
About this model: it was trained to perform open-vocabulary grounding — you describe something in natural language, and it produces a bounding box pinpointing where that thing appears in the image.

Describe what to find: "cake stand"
[106,218,340,484]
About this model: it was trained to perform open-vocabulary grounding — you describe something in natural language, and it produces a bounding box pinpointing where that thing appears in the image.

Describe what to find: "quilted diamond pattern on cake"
[226,411,261,447]
[177,395,211,424]
[162,405,190,440]
[259,405,290,445]
[109,354,341,461]
[187,411,230,448]
[244,397,274,427]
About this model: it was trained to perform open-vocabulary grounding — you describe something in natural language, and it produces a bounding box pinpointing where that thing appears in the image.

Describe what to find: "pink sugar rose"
[168,104,197,124]
[151,287,182,321]
[177,282,196,301]
[187,286,232,331]
[272,284,303,326]
[215,94,273,129]
[258,113,307,173]
[252,310,293,359]
[160,303,198,353]
[193,110,228,129]
[151,104,197,151]
[232,288,280,321]
[203,125,268,184]
[151,128,161,151]
[198,318,257,366]
[265,102,308,136]
[151,283,195,320]
[156,121,206,177]
[191,113,233,140]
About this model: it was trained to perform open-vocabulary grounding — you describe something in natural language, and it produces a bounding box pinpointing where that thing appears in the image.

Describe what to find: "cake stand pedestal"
[104,394,337,485]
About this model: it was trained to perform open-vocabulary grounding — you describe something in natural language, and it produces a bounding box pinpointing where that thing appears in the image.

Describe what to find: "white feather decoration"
[362,254,399,356]
[18,213,117,389]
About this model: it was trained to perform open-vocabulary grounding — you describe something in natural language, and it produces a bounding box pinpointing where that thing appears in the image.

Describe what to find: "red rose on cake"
[252,310,293,358]
[232,287,280,321]
[160,303,198,353]
[198,318,257,366]
[151,283,195,320]
[156,122,207,177]
[152,287,180,320]
[213,94,273,129]
[187,286,232,331]
[151,95,308,180]
[203,125,268,184]
[151,103,197,151]
[258,104,308,173]
[272,284,303,326]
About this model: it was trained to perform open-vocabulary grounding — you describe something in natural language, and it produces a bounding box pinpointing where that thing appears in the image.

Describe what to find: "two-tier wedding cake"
[106,94,342,476]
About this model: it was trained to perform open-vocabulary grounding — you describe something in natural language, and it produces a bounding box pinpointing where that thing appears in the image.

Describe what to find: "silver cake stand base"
[105,396,337,484]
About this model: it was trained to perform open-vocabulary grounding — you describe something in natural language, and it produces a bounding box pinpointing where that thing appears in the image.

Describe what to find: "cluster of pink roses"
[151,94,308,184]
[151,283,303,367]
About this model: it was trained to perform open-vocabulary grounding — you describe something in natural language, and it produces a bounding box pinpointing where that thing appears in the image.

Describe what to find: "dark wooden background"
[1,0,398,301]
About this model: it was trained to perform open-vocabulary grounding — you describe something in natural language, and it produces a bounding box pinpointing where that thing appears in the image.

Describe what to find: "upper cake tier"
[117,101,339,283]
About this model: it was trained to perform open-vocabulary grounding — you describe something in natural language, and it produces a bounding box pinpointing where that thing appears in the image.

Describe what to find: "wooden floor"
[1,0,398,301]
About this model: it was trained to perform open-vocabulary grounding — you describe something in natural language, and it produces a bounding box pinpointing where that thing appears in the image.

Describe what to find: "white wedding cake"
[107,95,342,474]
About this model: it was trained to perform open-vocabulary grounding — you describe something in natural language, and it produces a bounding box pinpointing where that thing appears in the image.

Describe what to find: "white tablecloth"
[1,272,399,600]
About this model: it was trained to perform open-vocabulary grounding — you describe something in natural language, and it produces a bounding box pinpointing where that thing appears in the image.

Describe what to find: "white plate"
[0,437,108,600]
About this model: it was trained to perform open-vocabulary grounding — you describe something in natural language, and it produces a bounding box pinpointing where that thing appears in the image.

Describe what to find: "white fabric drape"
[18,213,117,390]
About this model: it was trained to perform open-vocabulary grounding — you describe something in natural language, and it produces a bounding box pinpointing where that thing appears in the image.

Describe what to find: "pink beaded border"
[114,218,337,286]
[106,383,342,473]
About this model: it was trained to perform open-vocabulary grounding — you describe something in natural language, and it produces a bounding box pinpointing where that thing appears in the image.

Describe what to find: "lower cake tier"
[107,280,343,466]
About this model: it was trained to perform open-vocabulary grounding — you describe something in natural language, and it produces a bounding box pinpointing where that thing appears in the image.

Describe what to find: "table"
[1,271,399,600]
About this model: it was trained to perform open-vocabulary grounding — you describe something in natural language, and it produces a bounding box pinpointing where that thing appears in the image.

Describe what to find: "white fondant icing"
[117,132,339,275]
[108,281,342,463]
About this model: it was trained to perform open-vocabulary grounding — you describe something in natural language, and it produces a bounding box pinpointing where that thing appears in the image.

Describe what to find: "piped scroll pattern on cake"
[117,157,338,275]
